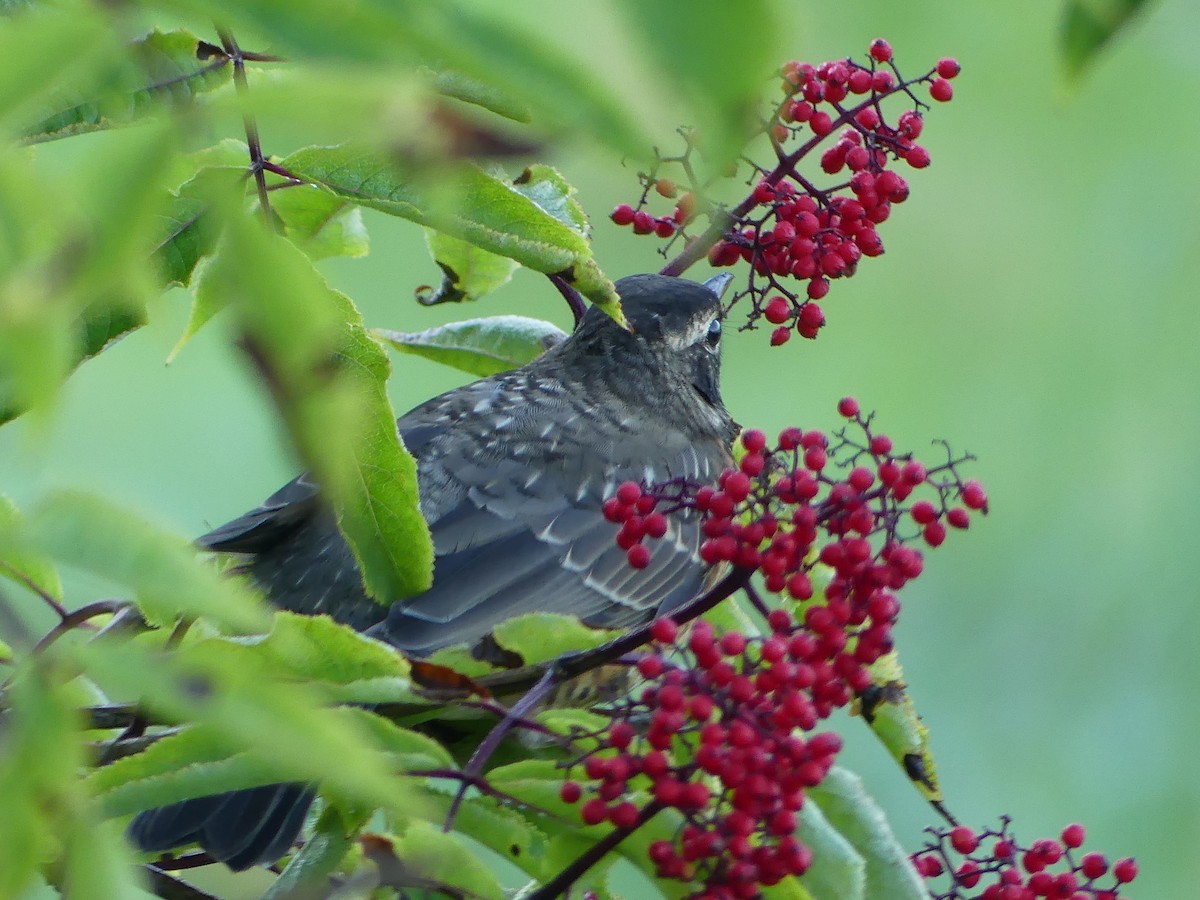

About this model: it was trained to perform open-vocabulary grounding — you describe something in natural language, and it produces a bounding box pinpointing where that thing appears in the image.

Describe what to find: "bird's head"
[551,273,737,442]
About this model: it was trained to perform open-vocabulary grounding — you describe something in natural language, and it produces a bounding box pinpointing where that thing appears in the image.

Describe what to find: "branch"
[548,273,587,329]
[144,867,220,900]
[215,25,275,230]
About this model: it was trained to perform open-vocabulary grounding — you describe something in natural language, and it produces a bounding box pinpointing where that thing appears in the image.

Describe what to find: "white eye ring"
[705,318,721,347]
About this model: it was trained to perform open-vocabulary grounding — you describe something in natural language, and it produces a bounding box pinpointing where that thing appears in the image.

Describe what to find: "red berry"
[632,210,655,234]
[581,798,608,825]
[1061,823,1086,848]
[906,145,931,169]
[797,302,825,338]
[910,500,938,524]
[741,429,767,453]
[617,482,642,505]
[929,78,953,102]
[950,826,979,854]
[848,68,872,94]
[1080,852,1107,879]
[936,57,961,79]
[837,396,860,418]
[1113,858,1138,883]
[809,111,832,136]
[946,507,970,529]
[869,39,893,62]
[961,480,988,510]
[806,277,829,301]
[770,326,791,346]
[870,434,893,455]
[654,218,676,238]
[560,780,582,803]
[644,512,668,539]
[764,296,791,325]
[923,521,946,547]
[651,618,678,643]
[611,203,636,226]
[609,802,639,828]
[898,110,924,139]
[627,544,651,568]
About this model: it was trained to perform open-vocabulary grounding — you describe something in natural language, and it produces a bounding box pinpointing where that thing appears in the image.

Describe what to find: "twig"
[144,867,221,900]
[215,25,275,230]
[442,665,558,832]
[548,273,587,329]
[528,801,665,899]
[0,561,69,618]
[29,600,128,657]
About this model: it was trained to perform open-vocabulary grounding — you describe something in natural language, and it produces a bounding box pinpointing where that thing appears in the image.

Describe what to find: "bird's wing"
[197,474,321,553]
[372,380,722,656]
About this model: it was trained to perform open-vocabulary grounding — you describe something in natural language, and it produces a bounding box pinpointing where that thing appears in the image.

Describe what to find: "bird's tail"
[128,783,317,871]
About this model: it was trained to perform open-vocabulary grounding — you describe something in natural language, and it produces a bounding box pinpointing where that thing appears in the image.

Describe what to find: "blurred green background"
[1,0,1193,896]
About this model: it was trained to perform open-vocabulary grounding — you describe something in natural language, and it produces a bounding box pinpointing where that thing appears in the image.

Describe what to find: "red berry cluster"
[562,615,845,898]
[607,397,984,618]
[610,40,959,346]
[914,820,1138,900]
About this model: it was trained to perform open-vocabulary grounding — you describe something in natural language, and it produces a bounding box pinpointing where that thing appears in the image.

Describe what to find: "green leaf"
[87,727,278,818]
[0,492,63,605]
[269,184,371,262]
[807,768,928,900]
[22,29,232,144]
[1061,0,1153,79]
[61,818,146,900]
[280,145,623,323]
[509,164,590,237]
[0,3,112,136]
[427,68,531,123]
[375,315,565,378]
[0,665,84,898]
[613,0,780,169]
[26,490,268,632]
[858,649,942,804]
[262,803,372,900]
[196,219,433,601]
[420,229,519,304]
[796,794,865,900]
[426,793,547,880]
[491,612,619,666]
[384,820,505,900]
[78,641,419,816]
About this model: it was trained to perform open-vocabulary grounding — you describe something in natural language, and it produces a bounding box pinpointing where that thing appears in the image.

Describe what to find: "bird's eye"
[705,318,721,348]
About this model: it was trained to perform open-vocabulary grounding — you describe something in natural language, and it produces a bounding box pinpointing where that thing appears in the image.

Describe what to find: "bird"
[129,271,739,871]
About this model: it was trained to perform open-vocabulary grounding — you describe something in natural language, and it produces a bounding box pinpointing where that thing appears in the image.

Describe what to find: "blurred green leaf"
[381,820,505,900]
[420,229,519,304]
[174,0,646,154]
[262,803,371,900]
[0,493,63,604]
[613,0,779,169]
[26,490,268,631]
[196,220,433,601]
[280,145,623,322]
[1062,0,1153,78]
[425,793,548,880]
[807,768,927,900]
[0,3,113,136]
[79,641,419,816]
[428,68,531,123]
[61,818,147,900]
[23,29,232,144]
[375,314,565,378]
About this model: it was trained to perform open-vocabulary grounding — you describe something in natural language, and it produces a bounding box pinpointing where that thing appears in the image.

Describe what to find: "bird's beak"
[702,272,734,300]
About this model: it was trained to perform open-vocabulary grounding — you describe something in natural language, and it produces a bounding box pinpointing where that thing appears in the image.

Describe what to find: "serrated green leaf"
[807,768,928,900]
[62,817,146,900]
[87,728,278,818]
[421,229,518,304]
[859,649,941,803]
[197,218,433,601]
[22,29,232,144]
[492,612,619,666]
[427,793,547,879]
[26,490,268,632]
[280,145,623,323]
[1061,0,1153,79]
[375,315,564,378]
[0,492,63,606]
